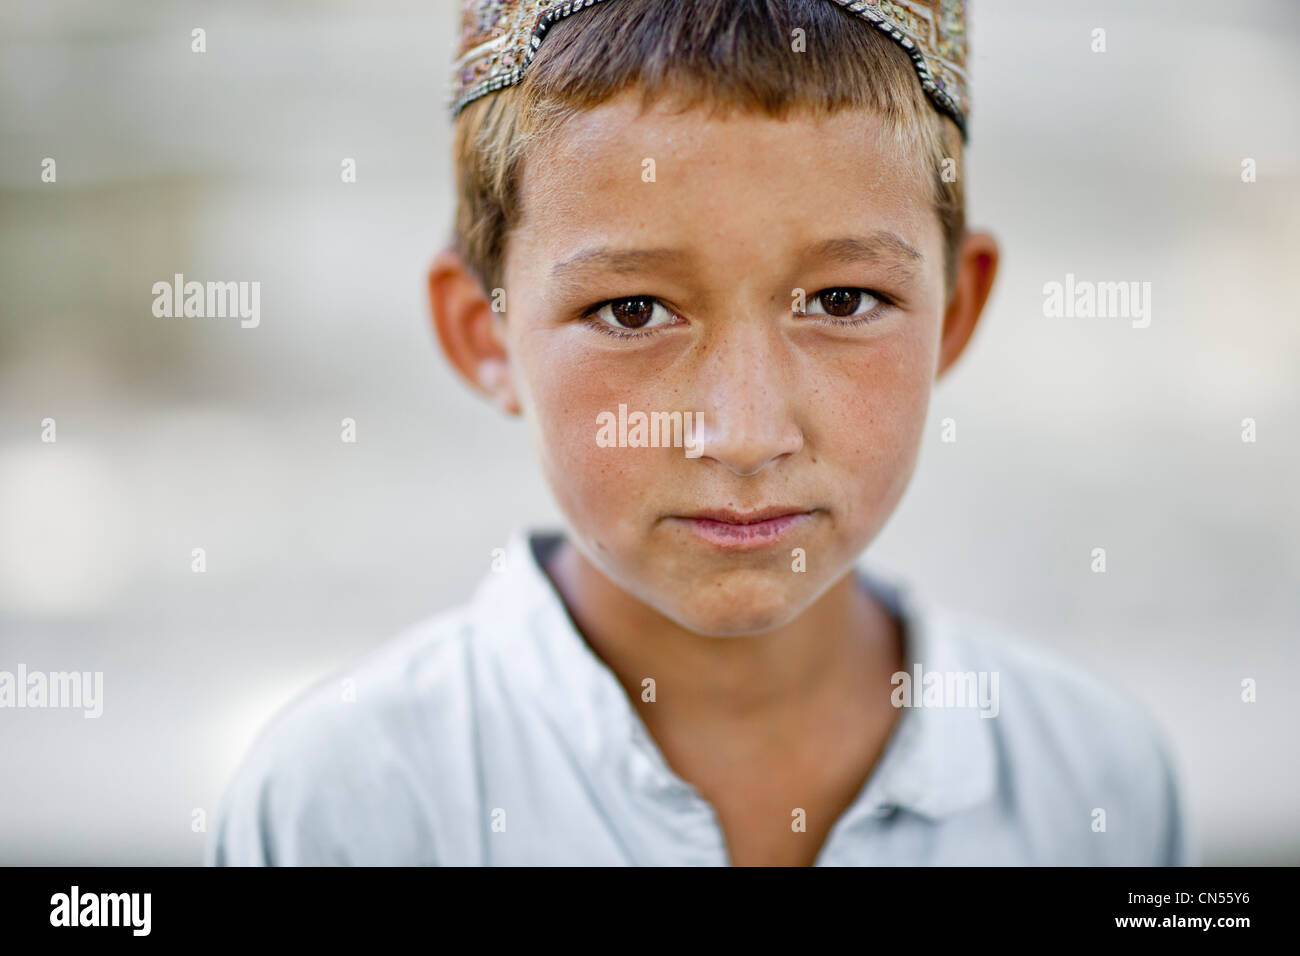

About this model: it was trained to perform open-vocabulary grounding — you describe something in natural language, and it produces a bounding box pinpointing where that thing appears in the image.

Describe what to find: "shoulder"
[207,606,479,866]
[935,607,1191,865]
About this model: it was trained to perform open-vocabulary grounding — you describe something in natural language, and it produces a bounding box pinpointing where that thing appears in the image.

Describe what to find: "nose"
[690,319,804,477]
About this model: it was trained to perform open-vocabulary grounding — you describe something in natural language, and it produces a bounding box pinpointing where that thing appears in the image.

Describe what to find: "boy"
[210,0,1189,866]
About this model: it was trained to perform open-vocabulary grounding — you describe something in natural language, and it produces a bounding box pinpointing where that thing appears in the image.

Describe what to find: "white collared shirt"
[209,530,1190,865]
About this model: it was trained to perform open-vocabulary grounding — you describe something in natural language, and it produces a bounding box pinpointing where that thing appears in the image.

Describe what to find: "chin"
[658,573,818,638]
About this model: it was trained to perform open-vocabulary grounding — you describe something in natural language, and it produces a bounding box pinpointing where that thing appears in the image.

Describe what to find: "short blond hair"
[451,0,965,297]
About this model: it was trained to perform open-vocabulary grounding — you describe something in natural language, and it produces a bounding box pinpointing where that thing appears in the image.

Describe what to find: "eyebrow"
[790,232,925,278]
[549,246,691,287]
[547,230,923,288]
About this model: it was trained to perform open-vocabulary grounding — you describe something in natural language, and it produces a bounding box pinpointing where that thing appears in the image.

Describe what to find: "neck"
[542,539,904,738]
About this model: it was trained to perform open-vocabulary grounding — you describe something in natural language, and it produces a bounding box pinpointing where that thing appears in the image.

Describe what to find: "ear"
[427,247,521,415]
[936,231,999,379]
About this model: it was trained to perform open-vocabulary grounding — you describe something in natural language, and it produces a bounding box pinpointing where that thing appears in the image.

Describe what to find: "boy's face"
[490,90,977,637]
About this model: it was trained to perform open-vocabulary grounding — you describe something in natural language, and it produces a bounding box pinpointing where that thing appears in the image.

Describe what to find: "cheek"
[512,330,667,538]
[807,323,936,499]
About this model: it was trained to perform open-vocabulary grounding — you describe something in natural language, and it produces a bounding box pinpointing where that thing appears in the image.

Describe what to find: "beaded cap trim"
[449,0,969,137]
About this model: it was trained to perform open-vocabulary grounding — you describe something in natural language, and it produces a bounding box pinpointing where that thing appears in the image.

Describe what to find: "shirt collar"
[470,529,996,823]
[850,569,998,820]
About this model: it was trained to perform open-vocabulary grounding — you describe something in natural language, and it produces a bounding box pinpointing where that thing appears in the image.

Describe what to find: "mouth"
[669,507,817,550]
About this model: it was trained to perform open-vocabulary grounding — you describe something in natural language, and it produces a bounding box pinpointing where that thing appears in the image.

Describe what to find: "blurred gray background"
[1,0,1296,864]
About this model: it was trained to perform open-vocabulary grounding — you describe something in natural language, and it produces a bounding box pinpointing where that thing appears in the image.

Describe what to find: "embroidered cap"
[449,0,970,137]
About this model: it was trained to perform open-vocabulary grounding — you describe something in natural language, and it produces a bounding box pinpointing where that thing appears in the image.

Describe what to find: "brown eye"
[610,296,656,328]
[590,296,677,333]
[802,287,883,322]
[818,289,862,317]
